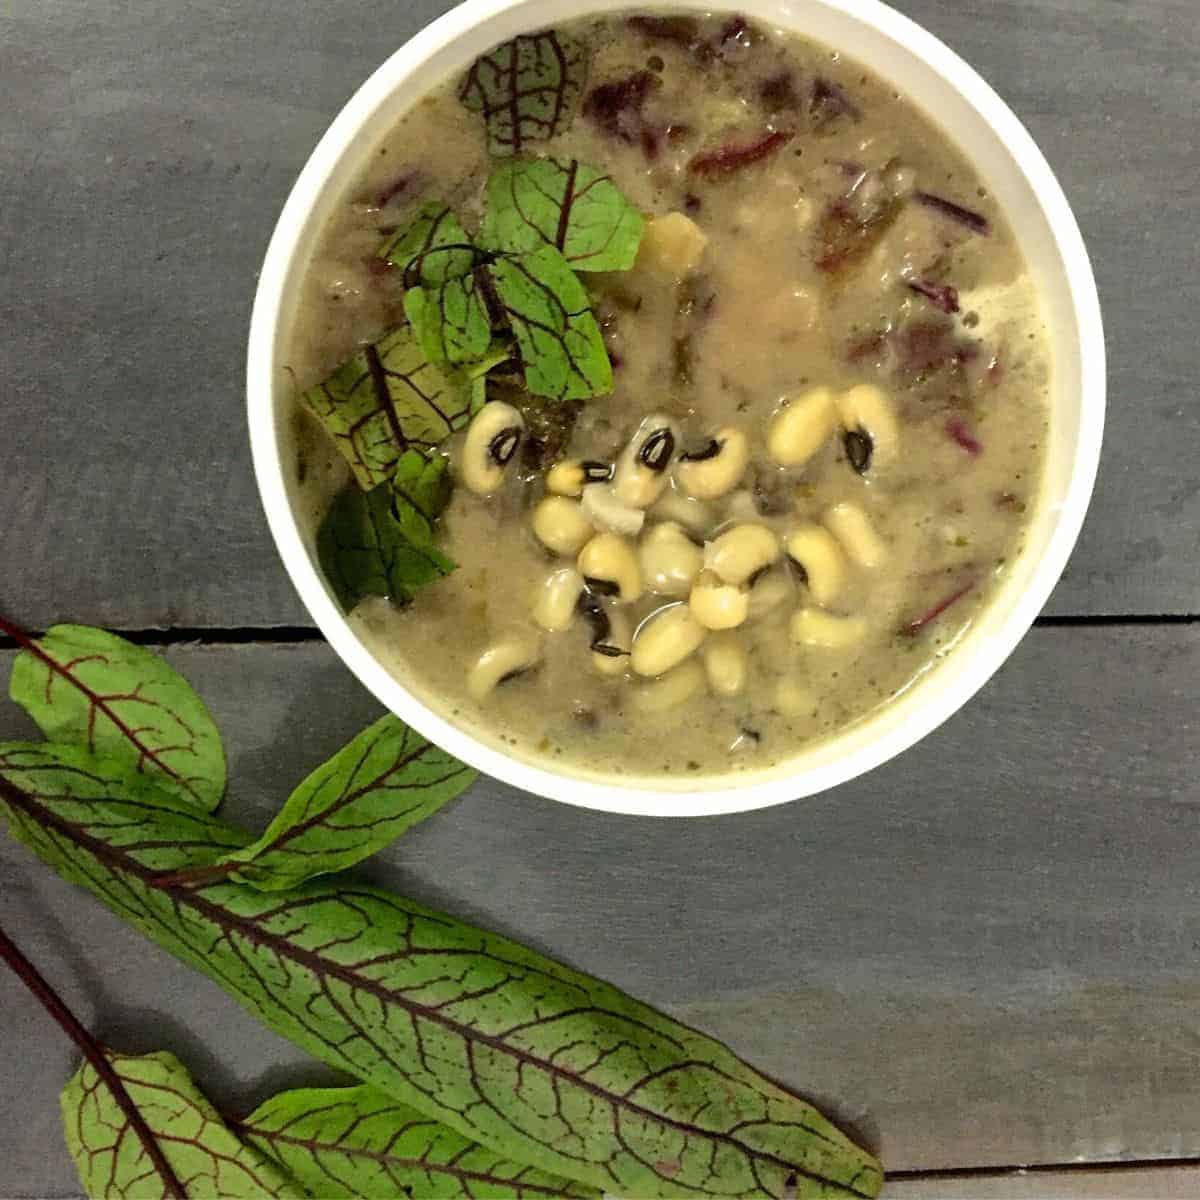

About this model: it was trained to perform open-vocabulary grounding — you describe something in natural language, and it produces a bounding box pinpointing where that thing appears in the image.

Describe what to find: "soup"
[284,10,1049,779]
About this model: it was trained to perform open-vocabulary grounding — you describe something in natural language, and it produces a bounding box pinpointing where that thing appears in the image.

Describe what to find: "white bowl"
[248,0,1104,817]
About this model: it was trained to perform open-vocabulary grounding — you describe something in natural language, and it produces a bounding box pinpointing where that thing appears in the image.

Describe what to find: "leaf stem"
[0,922,187,1199]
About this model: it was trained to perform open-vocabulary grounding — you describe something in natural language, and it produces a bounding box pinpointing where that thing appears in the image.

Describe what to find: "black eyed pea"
[767,386,836,467]
[784,524,846,607]
[531,567,584,633]
[612,414,679,509]
[724,489,761,524]
[580,482,646,537]
[631,659,707,714]
[545,458,613,497]
[648,485,715,538]
[837,384,899,473]
[703,523,781,586]
[586,600,633,677]
[824,501,888,569]
[460,401,524,495]
[639,521,703,598]
[701,634,748,698]
[577,532,643,603]
[467,633,542,702]
[675,427,749,500]
[630,603,707,676]
[773,677,817,717]
[689,571,750,631]
[790,608,869,649]
[746,566,794,621]
[531,496,593,557]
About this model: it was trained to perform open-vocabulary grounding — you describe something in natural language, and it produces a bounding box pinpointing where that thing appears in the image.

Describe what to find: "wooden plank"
[0,0,1195,628]
[0,625,1197,1193]
[888,1164,1200,1198]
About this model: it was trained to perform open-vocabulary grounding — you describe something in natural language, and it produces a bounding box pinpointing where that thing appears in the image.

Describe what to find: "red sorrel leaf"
[62,1049,301,1198]
[5,620,226,813]
[237,1083,599,1199]
[215,714,477,891]
[459,32,588,156]
[481,158,644,272]
[0,741,883,1199]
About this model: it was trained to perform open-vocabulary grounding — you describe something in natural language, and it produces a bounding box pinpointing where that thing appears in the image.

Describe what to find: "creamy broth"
[284,11,1049,779]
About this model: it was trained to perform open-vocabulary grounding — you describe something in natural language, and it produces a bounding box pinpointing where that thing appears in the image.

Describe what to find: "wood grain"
[0,0,1195,627]
[1,626,1196,1191]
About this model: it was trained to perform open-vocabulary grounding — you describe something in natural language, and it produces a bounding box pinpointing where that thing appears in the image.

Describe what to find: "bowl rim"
[247,0,1105,818]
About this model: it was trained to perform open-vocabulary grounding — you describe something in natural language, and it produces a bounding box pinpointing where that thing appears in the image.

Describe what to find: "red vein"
[0,614,196,800]
[0,922,187,1200]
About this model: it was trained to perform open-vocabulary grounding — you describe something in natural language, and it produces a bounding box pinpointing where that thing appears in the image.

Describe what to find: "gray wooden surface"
[1,0,1198,1196]
[0,0,1197,629]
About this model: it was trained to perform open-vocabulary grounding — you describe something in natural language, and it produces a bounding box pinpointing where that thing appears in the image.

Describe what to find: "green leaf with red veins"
[0,741,883,1199]
[459,32,588,156]
[217,714,477,891]
[404,274,493,366]
[299,325,475,490]
[237,1084,599,1199]
[61,1049,302,1199]
[482,158,645,271]
[490,246,612,400]
[7,623,226,813]
[379,202,477,283]
[317,461,456,614]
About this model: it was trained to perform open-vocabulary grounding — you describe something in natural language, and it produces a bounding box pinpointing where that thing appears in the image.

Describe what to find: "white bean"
[767,387,836,467]
[577,532,642,602]
[689,572,750,631]
[789,608,868,649]
[590,601,632,677]
[784,524,846,607]
[824,501,888,569]
[545,458,612,497]
[773,678,817,717]
[460,402,524,495]
[632,660,707,714]
[747,566,794,621]
[675,428,749,500]
[531,497,593,557]
[702,634,748,698]
[703,524,781,586]
[631,603,707,676]
[837,384,899,471]
[612,415,679,509]
[639,522,703,598]
[531,567,584,633]
[467,634,541,701]
[649,485,715,538]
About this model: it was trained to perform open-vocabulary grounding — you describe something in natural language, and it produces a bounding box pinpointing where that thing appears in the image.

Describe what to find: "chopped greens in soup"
[285,10,1049,779]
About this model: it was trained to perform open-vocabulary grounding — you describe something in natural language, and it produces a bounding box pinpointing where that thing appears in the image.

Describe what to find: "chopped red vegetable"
[810,77,861,126]
[915,191,990,235]
[375,171,421,209]
[908,279,960,314]
[688,129,795,179]
[759,71,800,111]
[582,71,660,144]
[900,583,975,637]
[945,417,983,456]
